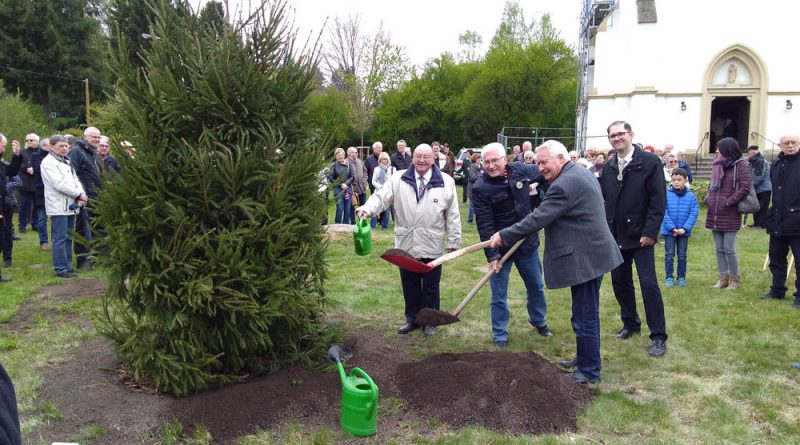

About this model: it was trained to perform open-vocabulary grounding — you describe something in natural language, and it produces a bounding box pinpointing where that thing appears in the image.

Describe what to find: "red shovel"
[380,240,492,273]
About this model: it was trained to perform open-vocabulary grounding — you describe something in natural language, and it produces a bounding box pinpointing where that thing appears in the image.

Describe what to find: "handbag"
[733,161,760,214]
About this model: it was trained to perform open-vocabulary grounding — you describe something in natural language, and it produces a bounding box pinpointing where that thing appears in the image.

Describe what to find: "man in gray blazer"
[490,140,623,384]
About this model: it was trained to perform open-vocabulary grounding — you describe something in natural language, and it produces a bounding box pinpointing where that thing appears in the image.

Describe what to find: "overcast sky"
[221,1,583,68]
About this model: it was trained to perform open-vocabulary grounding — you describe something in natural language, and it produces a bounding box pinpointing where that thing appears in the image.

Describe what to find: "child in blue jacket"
[661,168,699,287]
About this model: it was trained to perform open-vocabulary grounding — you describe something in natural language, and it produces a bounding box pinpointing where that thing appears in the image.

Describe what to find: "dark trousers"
[461,180,468,203]
[399,259,442,324]
[768,235,800,298]
[17,191,34,230]
[753,191,771,227]
[74,207,93,268]
[611,245,668,341]
[1,205,14,262]
[571,276,602,380]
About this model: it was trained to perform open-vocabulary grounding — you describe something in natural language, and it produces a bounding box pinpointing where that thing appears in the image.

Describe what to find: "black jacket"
[364,154,381,191]
[390,151,411,171]
[0,155,22,216]
[68,139,102,199]
[599,147,666,250]
[0,364,20,445]
[20,147,47,192]
[472,162,544,261]
[766,152,800,237]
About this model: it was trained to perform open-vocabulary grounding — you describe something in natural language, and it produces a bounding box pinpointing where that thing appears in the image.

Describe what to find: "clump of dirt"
[16,278,595,444]
[397,351,594,435]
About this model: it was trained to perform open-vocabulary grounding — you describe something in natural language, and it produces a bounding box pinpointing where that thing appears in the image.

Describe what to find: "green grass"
[3,197,800,444]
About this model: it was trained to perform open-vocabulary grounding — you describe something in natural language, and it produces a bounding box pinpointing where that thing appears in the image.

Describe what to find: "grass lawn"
[2,193,799,444]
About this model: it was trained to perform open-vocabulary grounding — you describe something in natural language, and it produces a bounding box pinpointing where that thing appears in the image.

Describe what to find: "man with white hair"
[364,141,385,228]
[490,140,622,384]
[357,143,461,337]
[0,134,22,282]
[472,142,552,349]
[69,126,103,270]
[19,133,50,251]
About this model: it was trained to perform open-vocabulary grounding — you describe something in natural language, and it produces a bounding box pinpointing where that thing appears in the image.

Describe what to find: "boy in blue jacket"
[661,168,699,287]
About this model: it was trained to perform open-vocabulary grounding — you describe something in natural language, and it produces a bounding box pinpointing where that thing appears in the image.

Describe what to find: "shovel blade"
[380,249,434,273]
[415,307,460,327]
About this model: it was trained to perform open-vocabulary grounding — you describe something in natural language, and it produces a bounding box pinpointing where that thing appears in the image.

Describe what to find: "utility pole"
[84,78,91,124]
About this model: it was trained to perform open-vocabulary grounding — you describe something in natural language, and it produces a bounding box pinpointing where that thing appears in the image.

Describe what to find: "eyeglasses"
[608,131,629,140]
[668,160,678,164]
[25,139,36,142]
[483,157,504,165]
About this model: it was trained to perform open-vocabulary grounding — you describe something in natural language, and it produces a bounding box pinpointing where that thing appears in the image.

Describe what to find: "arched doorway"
[700,45,767,155]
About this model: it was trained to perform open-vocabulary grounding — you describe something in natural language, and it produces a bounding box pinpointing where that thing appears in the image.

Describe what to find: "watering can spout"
[328,345,347,384]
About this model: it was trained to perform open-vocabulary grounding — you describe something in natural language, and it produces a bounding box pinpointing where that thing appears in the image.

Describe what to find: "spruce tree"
[94,0,332,396]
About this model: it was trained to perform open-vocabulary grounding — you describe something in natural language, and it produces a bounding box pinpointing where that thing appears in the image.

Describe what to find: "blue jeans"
[33,206,48,244]
[571,276,602,380]
[664,235,688,279]
[371,211,389,229]
[467,201,475,223]
[51,214,75,275]
[333,189,352,224]
[488,249,548,342]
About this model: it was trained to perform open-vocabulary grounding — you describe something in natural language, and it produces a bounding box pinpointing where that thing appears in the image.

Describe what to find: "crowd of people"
[336,126,800,384]
[0,127,118,281]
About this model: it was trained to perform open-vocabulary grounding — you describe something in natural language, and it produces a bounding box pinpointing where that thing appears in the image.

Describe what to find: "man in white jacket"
[40,135,87,278]
[357,143,461,337]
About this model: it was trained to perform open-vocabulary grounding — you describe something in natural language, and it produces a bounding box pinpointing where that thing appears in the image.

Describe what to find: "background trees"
[94,0,333,396]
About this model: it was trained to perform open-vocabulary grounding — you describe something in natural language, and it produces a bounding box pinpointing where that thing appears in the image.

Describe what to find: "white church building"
[577,0,798,159]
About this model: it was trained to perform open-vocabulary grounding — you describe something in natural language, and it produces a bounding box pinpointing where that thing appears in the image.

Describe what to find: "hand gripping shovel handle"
[427,240,492,268]
[452,237,526,317]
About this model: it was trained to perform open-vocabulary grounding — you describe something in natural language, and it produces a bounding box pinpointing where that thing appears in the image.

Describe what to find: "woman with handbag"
[705,137,753,290]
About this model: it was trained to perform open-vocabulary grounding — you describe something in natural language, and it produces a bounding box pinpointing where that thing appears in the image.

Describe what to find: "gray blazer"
[500,162,623,289]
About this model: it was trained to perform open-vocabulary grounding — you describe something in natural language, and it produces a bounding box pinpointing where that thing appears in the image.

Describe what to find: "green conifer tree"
[94,0,333,396]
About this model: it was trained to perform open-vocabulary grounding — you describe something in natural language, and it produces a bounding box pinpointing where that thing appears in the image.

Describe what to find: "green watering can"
[353,217,372,256]
[328,345,378,437]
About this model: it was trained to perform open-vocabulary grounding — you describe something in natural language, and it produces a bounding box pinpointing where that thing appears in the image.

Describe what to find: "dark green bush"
[93,0,334,396]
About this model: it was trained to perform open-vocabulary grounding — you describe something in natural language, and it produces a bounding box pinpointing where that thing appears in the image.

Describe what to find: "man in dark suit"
[490,140,623,384]
[600,121,668,358]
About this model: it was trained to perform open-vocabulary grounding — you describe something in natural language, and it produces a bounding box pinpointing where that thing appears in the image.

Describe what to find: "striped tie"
[417,176,426,201]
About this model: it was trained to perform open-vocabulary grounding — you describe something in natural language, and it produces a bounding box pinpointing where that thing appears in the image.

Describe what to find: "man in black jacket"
[472,143,551,349]
[19,133,50,251]
[761,134,800,309]
[599,121,668,357]
[390,139,411,171]
[0,134,22,282]
[68,126,103,270]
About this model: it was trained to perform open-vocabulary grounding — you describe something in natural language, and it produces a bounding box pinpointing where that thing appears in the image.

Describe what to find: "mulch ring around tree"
[17,279,594,444]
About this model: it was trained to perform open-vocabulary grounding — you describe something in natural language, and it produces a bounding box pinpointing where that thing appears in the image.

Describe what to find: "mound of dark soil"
[397,351,593,435]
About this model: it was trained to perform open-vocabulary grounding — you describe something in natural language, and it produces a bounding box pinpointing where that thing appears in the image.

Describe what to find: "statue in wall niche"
[728,64,737,83]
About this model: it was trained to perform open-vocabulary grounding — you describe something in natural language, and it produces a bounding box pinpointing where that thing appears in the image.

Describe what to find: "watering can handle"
[351,367,378,418]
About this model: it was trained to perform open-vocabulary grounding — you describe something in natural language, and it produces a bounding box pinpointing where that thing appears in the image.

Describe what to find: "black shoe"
[793,300,800,310]
[759,292,785,300]
[18,228,26,233]
[493,340,508,350]
[12,236,20,241]
[614,327,641,340]
[397,322,418,335]
[535,324,554,337]
[568,370,600,384]
[558,357,577,369]
[0,277,11,283]
[2,260,10,268]
[56,271,78,278]
[648,339,667,357]
[423,325,436,337]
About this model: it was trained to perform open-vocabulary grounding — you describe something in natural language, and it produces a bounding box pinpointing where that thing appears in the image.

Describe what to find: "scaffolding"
[497,127,577,151]
[576,0,615,153]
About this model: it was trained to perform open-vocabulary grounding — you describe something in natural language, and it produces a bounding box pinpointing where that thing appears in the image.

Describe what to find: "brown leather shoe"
[40,243,51,252]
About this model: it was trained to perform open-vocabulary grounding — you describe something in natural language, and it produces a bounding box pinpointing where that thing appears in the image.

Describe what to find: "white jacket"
[359,166,461,259]
[41,153,85,216]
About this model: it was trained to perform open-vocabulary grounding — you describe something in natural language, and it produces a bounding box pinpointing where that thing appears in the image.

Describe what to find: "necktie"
[417,176,426,201]
[617,158,627,181]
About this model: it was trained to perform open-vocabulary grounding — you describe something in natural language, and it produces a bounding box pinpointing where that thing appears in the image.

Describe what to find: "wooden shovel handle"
[427,240,492,268]
[452,238,527,316]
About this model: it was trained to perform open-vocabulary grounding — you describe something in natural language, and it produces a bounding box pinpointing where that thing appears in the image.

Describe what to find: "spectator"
[745,145,771,228]
[466,153,482,224]
[327,147,353,224]
[599,121,668,358]
[760,135,800,308]
[489,140,623,384]
[370,152,395,229]
[68,127,103,270]
[0,134,21,282]
[346,146,368,222]
[432,141,447,172]
[364,141,382,195]
[356,144,461,337]
[660,168,699,287]
[472,143,552,349]
[512,145,522,162]
[590,153,605,178]
[2,165,21,267]
[705,137,751,290]
[390,139,411,171]
[457,149,473,203]
[518,141,533,162]
[98,136,120,172]
[41,135,87,278]
[568,151,579,162]
[663,153,679,182]
[19,133,49,251]
[674,148,694,183]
